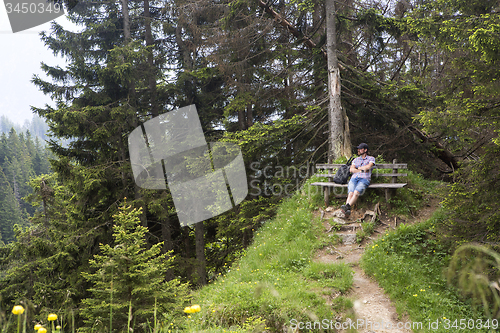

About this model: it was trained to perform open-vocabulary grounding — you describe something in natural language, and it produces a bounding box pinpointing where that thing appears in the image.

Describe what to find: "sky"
[0,1,74,126]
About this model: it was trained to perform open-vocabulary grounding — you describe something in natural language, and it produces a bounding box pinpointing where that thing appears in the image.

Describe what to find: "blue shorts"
[348,177,370,194]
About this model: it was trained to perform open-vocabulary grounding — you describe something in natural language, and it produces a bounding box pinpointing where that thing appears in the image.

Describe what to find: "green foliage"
[356,221,376,243]
[80,204,188,333]
[0,127,51,244]
[0,166,23,244]
[0,172,93,317]
[356,8,401,41]
[439,145,500,250]
[408,0,500,162]
[447,244,500,319]
[386,170,441,217]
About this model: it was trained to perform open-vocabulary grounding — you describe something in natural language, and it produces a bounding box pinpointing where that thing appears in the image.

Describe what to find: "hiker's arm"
[359,162,374,172]
[350,163,360,173]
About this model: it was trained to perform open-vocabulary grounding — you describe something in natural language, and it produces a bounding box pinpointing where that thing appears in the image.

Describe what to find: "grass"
[355,221,376,243]
[361,208,497,332]
[173,183,355,332]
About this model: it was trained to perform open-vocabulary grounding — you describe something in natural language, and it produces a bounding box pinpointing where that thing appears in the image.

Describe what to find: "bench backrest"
[315,160,407,182]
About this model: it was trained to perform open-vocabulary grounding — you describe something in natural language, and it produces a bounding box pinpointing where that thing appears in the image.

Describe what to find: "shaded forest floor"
[314,197,442,333]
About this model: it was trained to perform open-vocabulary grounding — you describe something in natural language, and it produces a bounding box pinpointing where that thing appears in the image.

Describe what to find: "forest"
[0,125,51,244]
[0,0,499,331]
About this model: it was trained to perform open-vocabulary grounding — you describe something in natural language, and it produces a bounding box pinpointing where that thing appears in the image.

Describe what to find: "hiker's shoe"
[341,204,351,217]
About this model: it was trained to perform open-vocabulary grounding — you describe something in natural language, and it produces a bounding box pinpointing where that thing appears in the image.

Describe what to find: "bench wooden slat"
[315,173,407,178]
[315,163,408,169]
[315,164,346,169]
[365,183,407,188]
[310,182,407,189]
[310,182,348,187]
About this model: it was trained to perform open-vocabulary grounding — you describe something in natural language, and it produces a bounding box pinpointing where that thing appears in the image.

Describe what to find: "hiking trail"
[313,198,440,333]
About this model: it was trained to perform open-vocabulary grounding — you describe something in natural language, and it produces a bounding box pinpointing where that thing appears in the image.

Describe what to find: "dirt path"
[314,199,440,332]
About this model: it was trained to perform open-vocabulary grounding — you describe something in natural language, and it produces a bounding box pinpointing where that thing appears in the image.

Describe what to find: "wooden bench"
[310,159,407,206]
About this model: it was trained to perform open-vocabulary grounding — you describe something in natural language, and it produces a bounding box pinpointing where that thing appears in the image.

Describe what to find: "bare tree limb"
[257,0,327,60]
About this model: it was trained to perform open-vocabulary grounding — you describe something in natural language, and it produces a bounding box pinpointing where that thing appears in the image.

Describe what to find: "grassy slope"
[167,183,354,332]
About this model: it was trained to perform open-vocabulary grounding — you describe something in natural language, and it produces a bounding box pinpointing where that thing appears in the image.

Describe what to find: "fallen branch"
[408,125,459,171]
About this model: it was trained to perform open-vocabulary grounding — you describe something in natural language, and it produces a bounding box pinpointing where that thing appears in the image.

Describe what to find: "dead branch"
[257,0,331,63]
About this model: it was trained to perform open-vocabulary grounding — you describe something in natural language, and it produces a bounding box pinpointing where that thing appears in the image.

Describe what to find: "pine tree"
[80,204,188,333]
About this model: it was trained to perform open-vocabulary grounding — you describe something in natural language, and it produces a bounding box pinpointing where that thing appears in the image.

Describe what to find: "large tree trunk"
[326,0,351,162]
[144,0,159,118]
[195,222,207,285]
[121,0,131,43]
[121,0,151,242]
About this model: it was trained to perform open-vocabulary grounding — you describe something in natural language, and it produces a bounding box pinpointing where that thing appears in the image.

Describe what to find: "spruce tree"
[80,204,188,333]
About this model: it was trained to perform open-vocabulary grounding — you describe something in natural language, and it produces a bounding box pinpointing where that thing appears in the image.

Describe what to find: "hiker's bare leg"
[347,191,360,206]
[346,191,354,205]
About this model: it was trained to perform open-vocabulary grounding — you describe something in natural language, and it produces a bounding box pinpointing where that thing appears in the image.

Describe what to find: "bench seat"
[310,182,407,189]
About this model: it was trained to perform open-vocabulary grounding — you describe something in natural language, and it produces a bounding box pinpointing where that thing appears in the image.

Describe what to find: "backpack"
[333,157,355,184]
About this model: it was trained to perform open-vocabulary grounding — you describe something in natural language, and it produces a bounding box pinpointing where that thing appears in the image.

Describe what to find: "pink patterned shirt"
[351,155,376,182]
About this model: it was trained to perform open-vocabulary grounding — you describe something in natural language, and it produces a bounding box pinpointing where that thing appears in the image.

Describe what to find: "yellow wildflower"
[12,305,24,315]
[48,313,58,321]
